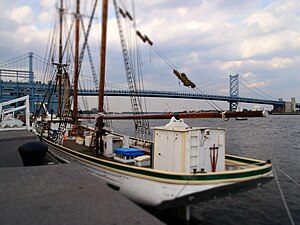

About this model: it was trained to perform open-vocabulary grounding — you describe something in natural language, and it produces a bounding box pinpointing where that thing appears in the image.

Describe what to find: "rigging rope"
[78,0,98,75]
[114,0,150,139]
[63,19,75,69]
[194,87,224,112]
[129,1,150,117]
[133,24,226,112]
[273,164,300,188]
[42,4,63,85]
[116,0,227,115]
[153,172,197,216]
[152,45,178,70]
[273,165,296,225]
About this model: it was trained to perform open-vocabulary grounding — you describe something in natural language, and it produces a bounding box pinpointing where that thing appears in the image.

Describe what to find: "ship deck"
[61,139,264,172]
[62,139,136,165]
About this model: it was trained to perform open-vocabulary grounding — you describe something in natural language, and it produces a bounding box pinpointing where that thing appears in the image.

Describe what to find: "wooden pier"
[0,130,164,225]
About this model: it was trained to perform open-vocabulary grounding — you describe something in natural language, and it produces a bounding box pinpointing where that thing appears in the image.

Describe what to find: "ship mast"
[95,0,108,155]
[57,0,63,116]
[98,0,108,112]
[72,0,80,119]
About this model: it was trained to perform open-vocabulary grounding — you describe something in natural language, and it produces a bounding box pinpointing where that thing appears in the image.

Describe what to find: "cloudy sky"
[0,0,299,111]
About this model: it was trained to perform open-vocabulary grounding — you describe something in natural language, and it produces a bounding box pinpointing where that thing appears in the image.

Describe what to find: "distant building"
[284,97,296,113]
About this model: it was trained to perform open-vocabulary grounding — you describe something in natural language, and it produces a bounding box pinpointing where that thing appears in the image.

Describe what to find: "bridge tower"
[229,74,239,111]
[29,52,34,83]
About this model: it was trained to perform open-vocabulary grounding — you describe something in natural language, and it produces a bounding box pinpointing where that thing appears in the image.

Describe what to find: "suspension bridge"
[0,52,298,113]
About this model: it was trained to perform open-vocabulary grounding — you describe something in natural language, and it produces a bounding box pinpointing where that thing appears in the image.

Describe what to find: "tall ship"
[3,0,274,220]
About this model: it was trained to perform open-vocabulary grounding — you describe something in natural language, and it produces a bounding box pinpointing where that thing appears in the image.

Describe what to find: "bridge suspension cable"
[239,75,277,100]
[0,54,27,67]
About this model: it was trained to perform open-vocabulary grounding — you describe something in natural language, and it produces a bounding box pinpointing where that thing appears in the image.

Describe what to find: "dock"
[0,130,164,225]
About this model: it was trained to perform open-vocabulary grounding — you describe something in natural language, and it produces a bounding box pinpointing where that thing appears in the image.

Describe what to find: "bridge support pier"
[229,74,239,111]
[229,101,239,111]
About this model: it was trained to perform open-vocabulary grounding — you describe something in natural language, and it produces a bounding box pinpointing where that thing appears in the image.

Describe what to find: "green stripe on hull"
[43,138,272,182]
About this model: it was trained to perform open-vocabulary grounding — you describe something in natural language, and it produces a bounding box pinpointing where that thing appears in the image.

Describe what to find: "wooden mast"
[72,0,80,119]
[98,0,108,112]
[57,0,63,116]
[95,0,108,155]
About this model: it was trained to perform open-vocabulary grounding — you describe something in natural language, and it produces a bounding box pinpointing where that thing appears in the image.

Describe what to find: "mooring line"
[153,172,196,216]
[273,164,300,188]
[273,166,295,225]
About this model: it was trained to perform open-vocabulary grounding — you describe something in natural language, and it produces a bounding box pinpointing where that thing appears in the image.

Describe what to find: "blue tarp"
[114,148,144,157]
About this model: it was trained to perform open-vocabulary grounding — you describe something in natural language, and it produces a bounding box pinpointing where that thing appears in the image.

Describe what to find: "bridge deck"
[1,80,299,111]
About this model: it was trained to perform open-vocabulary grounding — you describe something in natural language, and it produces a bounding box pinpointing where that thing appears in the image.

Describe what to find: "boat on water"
[37,115,273,208]
[31,0,273,217]
[235,117,248,121]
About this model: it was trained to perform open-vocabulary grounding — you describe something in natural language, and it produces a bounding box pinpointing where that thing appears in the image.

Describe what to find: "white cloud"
[38,9,53,24]
[243,72,253,78]
[270,57,293,69]
[221,56,298,74]
[239,35,284,58]
[186,21,213,32]
[221,61,243,71]
[238,30,300,59]
[40,0,55,9]
[10,6,34,25]
[246,12,284,33]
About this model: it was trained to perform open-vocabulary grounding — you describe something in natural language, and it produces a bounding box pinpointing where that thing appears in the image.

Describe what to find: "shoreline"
[270,112,300,115]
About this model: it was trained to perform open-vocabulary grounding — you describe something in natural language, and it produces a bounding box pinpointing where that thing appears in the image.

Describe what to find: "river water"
[111,115,300,225]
